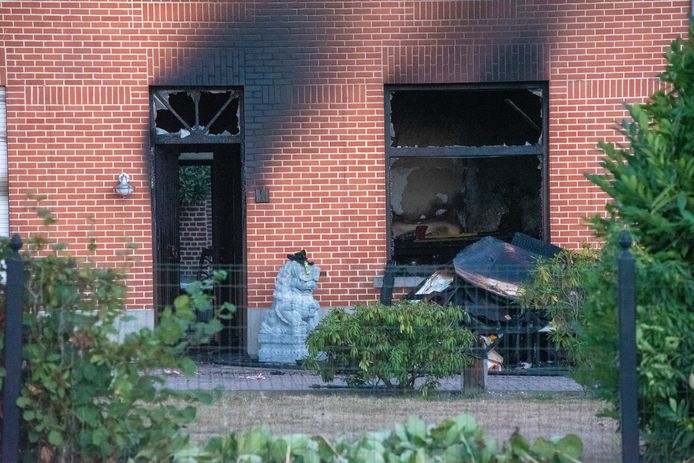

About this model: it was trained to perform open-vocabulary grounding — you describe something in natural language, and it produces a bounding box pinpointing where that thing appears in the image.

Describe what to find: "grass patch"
[190,391,619,463]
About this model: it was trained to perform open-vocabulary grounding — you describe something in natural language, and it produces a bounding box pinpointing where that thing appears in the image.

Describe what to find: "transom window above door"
[151,88,241,144]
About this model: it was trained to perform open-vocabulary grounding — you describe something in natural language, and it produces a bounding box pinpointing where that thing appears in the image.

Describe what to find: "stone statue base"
[258,333,309,364]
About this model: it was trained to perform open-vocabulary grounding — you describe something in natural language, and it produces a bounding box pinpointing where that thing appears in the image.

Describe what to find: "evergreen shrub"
[581,27,694,462]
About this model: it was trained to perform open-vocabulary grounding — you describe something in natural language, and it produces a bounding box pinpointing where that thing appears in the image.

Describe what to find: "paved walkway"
[164,362,584,393]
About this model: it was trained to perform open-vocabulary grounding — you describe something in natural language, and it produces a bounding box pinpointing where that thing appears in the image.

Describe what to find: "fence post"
[379,260,395,306]
[2,234,24,462]
[618,230,639,463]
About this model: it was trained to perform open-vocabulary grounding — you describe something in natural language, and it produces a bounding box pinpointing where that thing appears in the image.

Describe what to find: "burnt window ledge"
[387,144,542,157]
[373,275,425,289]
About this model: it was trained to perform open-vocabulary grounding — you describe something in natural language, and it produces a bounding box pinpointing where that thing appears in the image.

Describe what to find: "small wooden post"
[463,350,487,391]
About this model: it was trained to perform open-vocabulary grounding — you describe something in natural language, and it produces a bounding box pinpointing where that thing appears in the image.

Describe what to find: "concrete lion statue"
[258,250,321,362]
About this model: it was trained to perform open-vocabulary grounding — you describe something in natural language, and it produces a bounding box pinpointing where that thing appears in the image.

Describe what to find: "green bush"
[145,414,583,462]
[519,248,597,354]
[179,165,211,206]
[305,301,475,395]
[582,27,694,462]
[0,234,233,461]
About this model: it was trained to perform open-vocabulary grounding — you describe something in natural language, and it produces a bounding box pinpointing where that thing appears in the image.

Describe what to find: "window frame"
[384,82,550,262]
[150,86,244,145]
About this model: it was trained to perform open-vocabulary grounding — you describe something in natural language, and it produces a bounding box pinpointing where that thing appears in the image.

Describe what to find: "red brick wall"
[179,198,213,283]
[1,1,689,310]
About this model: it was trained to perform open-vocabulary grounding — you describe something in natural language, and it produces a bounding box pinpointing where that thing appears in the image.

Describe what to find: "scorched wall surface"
[1,1,689,310]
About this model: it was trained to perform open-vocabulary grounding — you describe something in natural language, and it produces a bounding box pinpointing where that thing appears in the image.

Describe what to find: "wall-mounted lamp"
[114,173,134,197]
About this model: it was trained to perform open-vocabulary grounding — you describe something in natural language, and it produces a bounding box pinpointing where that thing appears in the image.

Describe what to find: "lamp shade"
[114,173,134,197]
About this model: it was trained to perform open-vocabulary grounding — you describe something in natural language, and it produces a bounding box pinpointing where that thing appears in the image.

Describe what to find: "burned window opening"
[153,89,240,139]
[389,88,542,148]
[199,92,240,135]
[391,156,543,265]
[386,84,547,266]
[154,92,193,134]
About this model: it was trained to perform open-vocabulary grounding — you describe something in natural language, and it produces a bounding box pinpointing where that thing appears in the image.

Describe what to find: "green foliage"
[305,301,475,395]
[519,249,597,354]
[499,430,583,463]
[584,27,694,462]
[0,237,232,462]
[179,165,211,206]
[142,414,583,462]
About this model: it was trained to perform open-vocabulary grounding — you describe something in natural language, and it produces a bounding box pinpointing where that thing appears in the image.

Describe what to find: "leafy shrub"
[0,235,233,461]
[146,414,583,462]
[179,165,211,206]
[305,301,475,395]
[582,27,694,462]
[519,248,597,354]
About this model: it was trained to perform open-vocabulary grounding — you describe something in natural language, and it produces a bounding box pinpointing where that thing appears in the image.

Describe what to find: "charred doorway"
[385,84,548,265]
[150,88,245,350]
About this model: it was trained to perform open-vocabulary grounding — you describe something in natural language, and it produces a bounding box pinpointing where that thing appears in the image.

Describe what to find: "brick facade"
[179,197,213,284]
[1,1,689,312]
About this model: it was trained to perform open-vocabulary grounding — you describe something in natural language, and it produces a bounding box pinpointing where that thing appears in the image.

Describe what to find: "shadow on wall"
[147,1,563,181]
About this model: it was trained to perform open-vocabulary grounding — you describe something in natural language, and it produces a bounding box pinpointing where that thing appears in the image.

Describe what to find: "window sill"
[372,276,425,289]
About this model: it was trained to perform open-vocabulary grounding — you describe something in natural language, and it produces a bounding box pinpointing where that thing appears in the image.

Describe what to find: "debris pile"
[406,233,563,372]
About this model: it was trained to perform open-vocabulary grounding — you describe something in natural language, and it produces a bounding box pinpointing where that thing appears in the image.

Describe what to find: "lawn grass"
[190,391,619,462]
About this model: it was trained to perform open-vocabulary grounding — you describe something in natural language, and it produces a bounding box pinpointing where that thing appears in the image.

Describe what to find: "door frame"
[149,87,246,350]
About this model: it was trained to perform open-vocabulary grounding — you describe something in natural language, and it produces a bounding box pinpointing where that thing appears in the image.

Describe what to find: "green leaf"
[16,396,31,408]
[236,454,263,463]
[237,428,270,455]
[531,437,556,459]
[554,434,583,461]
[180,357,197,376]
[443,444,466,462]
[509,430,530,453]
[405,416,427,444]
[284,434,309,454]
[451,414,478,433]
[91,428,108,447]
[48,430,63,446]
[174,294,191,311]
[355,447,385,463]
[270,438,288,462]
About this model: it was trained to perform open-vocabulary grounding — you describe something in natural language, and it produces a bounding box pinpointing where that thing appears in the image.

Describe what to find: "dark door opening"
[153,144,245,350]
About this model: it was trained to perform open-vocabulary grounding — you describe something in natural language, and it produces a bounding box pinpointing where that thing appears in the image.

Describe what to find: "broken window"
[390,89,542,148]
[152,88,241,142]
[386,84,547,265]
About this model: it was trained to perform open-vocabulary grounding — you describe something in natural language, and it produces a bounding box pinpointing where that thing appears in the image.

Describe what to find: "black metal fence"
[1,232,642,462]
[2,235,25,462]
[617,231,638,463]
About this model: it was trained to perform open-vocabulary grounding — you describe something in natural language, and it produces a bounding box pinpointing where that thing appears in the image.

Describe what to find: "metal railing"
[2,235,24,462]
[1,233,642,462]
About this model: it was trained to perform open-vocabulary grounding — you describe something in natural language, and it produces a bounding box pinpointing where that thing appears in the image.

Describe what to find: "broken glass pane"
[155,106,183,134]
[389,88,543,148]
[199,91,240,135]
[168,92,196,127]
[154,89,240,137]
[154,91,194,133]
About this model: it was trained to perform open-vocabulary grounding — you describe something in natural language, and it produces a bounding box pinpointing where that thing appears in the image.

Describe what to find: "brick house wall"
[1,1,689,317]
[179,197,213,284]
